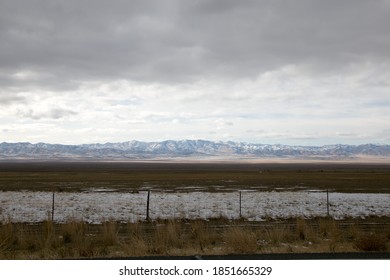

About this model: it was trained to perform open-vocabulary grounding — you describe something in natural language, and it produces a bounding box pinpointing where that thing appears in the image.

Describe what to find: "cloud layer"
[1,0,389,144]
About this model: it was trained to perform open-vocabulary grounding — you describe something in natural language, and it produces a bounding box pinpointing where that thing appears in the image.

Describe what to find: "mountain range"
[1,140,390,161]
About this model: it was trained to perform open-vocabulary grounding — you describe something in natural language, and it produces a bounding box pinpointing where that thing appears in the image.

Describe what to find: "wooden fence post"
[51,189,55,222]
[326,189,330,217]
[146,190,151,221]
[239,191,242,218]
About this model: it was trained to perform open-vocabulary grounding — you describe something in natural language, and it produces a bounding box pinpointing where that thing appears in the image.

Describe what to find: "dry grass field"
[0,161,389,193]
[0,217,389,259]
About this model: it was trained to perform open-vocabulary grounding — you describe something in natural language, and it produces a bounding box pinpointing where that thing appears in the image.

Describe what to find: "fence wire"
[1,190,389,223]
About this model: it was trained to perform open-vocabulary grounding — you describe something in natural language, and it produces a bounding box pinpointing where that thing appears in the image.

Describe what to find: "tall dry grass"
[0,222,17,255]
[295,218,316,241]
[148,220,185,255]
[99,221,119,246]
[354,233,387,251]
[123,222,148,256]
[223,226,259,253]
[318,218,341,251]
[0,217,389,259]
[266,225,292,244]
[190,219,217,251]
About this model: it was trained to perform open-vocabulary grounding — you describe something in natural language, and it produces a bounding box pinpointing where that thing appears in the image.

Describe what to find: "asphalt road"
[95,252,390,260]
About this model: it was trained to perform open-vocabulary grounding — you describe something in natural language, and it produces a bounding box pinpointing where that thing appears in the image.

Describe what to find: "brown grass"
[123,223,149,256]
[224,226,259,253]
[0,217,389,259]
[354,233,388,251]
[265,225,292,244]
[99,221,119,246]
[1,164,390,193]
[190,219,219,252]
[296,218,316,241]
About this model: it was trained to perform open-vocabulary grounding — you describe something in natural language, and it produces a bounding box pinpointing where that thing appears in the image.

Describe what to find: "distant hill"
[1,140,390,161]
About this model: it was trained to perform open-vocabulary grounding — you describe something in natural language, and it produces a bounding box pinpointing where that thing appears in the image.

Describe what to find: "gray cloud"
[1,0,389,88]
[17,107,77,120]
[0,93,27,106]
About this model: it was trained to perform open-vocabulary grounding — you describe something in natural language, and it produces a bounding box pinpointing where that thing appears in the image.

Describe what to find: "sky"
[1,0,390,146]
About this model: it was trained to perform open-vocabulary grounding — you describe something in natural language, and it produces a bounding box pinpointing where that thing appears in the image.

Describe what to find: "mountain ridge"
[1,140,390,161]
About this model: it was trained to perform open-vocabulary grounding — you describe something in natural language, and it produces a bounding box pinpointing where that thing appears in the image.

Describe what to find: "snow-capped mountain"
[0,140,389,160]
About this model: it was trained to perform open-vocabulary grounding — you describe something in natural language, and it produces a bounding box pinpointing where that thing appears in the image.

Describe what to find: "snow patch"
[0,191,389,223]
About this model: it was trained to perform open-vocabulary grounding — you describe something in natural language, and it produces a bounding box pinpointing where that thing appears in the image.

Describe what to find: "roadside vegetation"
[1,217,389,259]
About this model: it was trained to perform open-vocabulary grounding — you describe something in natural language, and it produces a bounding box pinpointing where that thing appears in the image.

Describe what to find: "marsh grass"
[0,217,389,259]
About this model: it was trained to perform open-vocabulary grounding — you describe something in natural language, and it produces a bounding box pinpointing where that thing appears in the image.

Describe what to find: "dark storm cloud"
[1,0,389,89]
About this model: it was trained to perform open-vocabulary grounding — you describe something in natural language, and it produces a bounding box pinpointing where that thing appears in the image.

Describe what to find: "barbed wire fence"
[1,189,389,224]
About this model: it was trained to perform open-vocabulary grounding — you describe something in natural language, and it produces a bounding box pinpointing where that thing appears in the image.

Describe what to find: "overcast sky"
[1,0,390,145]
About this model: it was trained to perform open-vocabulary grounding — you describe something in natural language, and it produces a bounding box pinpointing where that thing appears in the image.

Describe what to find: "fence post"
[239,191,242,218]
[326,189,330,217]
[146,190,151,221]
[51,189,55,222]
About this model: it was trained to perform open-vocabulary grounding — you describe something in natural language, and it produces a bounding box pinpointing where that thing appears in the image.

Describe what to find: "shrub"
[354,233,387,251]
